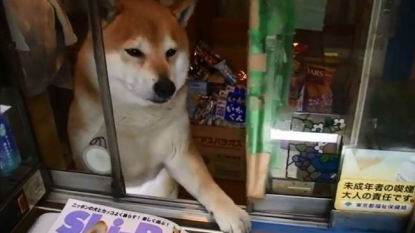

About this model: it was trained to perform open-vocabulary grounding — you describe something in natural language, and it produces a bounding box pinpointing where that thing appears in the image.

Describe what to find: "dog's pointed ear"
[100,0,121,24]
[170,0,197,27]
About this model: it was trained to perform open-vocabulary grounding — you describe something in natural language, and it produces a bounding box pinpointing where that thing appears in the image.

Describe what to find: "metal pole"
[87,0,125,197]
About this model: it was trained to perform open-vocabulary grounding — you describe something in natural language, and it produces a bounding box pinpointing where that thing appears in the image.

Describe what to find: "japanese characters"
[339,180,415,212]
[48,199,185,233]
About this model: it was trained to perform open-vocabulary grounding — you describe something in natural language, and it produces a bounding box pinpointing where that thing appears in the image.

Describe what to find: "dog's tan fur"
[67,0,249,232]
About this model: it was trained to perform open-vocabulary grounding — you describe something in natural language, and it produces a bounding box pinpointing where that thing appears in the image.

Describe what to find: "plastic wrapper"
[189,41,238,85]
[191,85,246,128]
[303,64,336,114]
[224,87,246,123]
[214,61,238,84]
[235,70,248,87]
[192,95,216,126]
[189,41,220,80]
[187,41,247,129]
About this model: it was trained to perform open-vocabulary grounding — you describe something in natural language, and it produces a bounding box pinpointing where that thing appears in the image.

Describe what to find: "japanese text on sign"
[335,179,415,214]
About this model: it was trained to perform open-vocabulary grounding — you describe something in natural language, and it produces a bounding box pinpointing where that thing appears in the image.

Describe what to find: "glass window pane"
[0,29,40,200]
[5,0,249,215]
[3,0,115,192]
[183,0,249,205]
[245,0,376,201]
[354,3,415,152]
[330,0,415,225]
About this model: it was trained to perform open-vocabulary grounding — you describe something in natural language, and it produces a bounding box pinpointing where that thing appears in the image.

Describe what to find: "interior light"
[270,129,339,143]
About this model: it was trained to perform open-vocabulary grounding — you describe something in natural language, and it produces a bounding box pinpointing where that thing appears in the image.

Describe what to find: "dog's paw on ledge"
[211,201,251,233]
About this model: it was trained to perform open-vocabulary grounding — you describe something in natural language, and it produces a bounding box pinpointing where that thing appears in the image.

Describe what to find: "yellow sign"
[335,179,415,214]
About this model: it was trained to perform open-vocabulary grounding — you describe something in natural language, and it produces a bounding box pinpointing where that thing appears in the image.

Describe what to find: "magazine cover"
[47,199,185,233]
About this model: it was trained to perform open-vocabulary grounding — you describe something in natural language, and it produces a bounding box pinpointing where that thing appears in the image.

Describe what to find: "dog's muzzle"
[153,78,176,103]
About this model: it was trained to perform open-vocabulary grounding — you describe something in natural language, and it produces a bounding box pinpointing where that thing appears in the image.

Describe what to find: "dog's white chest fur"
[111,100,189,196]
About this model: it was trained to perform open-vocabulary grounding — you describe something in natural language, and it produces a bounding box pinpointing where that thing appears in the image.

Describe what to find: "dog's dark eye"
[125,48,144,58]
[165,49,177,58]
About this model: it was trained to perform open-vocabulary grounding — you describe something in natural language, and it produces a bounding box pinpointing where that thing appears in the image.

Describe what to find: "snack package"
[289,42,308,110]
[289,59,305,111]
[189,41,238,85]
[186,79,207,116]
[195,41,223,66]
[206,72,228,95]
[192,87,246,128]
[303,65,336,114]
[188,57,212,80]
[214,90,228,120]
[189,41,221,81]
[187,40,247,128]
[224,87,246,124]
[234,70,248,87]
[192,95,217,125]
[214,60,238,85]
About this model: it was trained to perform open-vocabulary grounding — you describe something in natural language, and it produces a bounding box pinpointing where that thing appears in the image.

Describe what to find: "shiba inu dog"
[67,0,250,232]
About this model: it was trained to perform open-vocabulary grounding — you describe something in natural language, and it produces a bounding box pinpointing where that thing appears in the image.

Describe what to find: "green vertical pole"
[247,0,295,198]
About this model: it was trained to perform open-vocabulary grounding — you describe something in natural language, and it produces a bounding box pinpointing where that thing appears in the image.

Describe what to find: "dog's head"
[96,0,196,106]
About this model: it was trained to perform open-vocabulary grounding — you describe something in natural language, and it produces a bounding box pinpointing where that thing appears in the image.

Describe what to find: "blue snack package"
[224,88,246,123]
[0,112,21,176]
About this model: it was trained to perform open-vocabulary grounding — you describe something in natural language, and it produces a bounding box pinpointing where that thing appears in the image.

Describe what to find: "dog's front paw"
[211,201,250,233]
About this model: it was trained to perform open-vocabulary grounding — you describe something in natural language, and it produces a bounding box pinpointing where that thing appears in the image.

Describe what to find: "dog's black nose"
[153,78,176,99]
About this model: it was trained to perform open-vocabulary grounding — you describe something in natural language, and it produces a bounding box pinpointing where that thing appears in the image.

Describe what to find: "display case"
[1,0,415,233]
[245,0,415,232]
[0,5,49,232]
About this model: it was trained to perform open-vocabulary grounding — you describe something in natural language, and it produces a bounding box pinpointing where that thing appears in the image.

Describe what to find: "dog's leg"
[68,100,104,171]
[164,143,250,233]
[125,168,178,198]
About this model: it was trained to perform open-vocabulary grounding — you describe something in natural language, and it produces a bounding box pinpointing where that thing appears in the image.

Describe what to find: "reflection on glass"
[267,0,373,198]
[0,105,22,177]
[0,70,39,200]
[361,82,415,151]
[5,0,249,206]
[356,0,415,152]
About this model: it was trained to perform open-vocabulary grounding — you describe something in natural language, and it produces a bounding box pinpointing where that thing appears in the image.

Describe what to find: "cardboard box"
[191,125,245,181]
